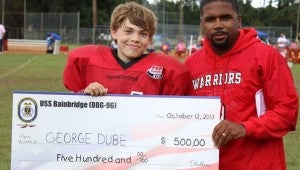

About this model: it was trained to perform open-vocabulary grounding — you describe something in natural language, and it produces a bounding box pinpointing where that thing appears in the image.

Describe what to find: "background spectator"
[46,32,61,54]
[277,33,288,47]
[190,35,204,54]
[175,39,186,58]
[160,41,170,54]
[0,23,6,54]
[2,32,7,52]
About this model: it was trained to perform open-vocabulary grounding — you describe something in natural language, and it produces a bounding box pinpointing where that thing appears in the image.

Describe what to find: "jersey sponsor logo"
[147,66,164,80]
[192,72,242,90]
[107,74,138,81]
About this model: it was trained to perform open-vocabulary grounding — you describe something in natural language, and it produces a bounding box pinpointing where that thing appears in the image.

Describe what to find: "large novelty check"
[11,91,221,170]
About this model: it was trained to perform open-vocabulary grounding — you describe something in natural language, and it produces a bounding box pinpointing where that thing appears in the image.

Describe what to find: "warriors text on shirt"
[192,72,241,90]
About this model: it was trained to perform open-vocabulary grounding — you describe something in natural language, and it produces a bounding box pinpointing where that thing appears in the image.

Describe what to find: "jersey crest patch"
[147,66,164,79]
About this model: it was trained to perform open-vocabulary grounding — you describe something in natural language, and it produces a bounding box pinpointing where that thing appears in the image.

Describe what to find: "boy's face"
[111,19,152,62]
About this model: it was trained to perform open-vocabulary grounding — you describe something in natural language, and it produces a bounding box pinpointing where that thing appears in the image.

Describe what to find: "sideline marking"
[0,56,39,79]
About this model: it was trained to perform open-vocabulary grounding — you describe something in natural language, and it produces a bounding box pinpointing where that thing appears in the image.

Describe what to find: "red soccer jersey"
[63,45,191,95]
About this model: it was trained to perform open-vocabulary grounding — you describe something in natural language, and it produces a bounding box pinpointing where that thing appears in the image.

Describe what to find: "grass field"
[0,53,299,170]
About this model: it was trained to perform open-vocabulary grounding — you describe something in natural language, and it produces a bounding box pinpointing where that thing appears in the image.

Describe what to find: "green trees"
[1,0,299,38]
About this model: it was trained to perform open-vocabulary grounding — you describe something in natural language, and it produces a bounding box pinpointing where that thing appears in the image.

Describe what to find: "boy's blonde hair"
[110,2,157,38]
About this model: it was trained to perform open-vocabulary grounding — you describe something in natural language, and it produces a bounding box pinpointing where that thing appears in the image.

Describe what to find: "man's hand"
[212,120,246,148]
[84,82,108,96]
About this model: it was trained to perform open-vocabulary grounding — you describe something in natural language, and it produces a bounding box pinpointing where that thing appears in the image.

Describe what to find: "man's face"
[111,19,151,62]
[201,1,241,51]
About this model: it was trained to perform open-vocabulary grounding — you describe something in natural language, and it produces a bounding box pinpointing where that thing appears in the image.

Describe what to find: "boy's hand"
[84,82,108,96]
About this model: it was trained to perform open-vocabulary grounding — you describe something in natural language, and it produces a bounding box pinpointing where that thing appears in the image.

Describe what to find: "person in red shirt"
[185,0,298,169]
[175,39,187,58]
[63,2,190,96]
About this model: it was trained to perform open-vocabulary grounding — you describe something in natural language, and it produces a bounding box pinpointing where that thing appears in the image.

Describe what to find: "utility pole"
[199,0,202,35]
[24,0,26,38]
[296,0,300,37]
[162,0,165,39]
[1,0,4,24]
[179,0,184,40]
[92,0,97,44]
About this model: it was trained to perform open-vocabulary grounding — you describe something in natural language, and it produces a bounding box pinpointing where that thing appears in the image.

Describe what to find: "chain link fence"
[5,12,80,43]
[4,12,293,46]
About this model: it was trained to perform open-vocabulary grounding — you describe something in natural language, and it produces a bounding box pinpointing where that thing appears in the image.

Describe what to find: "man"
[46,32,61,54]
[185,0,298,169]
[277,33,288,47]
[63,2,190,96]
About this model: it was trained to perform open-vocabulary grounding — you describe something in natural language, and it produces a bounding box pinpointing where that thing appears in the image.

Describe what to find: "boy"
[63,2,190,96]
